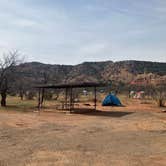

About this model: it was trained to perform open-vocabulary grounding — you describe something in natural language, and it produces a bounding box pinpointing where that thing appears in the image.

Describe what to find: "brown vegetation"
[0,98,166,166]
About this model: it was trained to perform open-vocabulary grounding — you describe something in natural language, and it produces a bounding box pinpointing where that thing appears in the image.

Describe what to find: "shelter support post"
[69,88,73,113]
[41,88,45,106]
[94,86,97,110]
[38,88,44,110]
[38,88,41,110]
[65,88,68,109]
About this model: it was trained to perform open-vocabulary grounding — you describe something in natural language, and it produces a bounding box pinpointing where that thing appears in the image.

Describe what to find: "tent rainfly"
[102,94,122,106]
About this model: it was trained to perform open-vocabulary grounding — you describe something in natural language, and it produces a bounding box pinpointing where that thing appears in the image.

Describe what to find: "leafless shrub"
[152,85,166,107]
[0,50,23,106]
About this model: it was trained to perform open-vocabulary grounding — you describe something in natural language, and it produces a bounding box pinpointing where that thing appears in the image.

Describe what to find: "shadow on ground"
[0,105,36,113]
[1,105,133,118]
[73,109,133,117]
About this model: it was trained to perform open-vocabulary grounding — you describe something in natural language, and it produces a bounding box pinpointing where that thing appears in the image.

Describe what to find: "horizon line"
[22,59,166,66]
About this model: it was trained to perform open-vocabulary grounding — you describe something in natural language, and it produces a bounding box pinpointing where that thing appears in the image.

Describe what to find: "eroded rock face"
[13,60,166,89]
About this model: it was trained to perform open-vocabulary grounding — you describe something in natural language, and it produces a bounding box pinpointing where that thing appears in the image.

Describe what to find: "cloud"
[0,0,166,64]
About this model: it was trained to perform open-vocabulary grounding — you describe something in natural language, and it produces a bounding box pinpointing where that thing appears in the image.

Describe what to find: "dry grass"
[0,96,166,166]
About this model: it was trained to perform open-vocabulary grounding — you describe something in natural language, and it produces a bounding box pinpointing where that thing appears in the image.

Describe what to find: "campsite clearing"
[0,99,166,166]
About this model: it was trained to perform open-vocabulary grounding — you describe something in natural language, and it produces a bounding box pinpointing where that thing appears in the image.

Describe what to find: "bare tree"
[18,81,26,100]
[0,50,22,107]
[152,85,166,107]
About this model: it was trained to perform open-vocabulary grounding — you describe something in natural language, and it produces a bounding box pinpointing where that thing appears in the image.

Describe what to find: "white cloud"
[13,19,40,28]
[0,0,166,64]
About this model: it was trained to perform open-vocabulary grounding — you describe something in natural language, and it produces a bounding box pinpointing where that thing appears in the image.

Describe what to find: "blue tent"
[102,94,122,106]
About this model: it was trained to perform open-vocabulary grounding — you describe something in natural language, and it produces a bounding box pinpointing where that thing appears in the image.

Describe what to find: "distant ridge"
[14,60,166,87]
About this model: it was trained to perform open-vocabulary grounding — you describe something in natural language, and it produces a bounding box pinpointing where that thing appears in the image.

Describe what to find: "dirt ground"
[0,100,166,166]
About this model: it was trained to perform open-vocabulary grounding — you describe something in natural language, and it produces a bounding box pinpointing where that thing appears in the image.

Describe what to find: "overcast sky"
[0,0,166,64]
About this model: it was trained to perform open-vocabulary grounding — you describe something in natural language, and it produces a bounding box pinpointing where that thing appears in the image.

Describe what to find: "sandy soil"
[0,101,166,166]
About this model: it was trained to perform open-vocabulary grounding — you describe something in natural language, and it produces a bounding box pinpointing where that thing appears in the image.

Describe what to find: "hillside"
[14,60,166,88]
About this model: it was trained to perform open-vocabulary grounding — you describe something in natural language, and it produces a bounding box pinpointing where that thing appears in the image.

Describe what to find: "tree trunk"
[20,91,24,100]
[158,99,164,107]
[20,95,23,101]
[1,91,7,107]
[41,88,45,105]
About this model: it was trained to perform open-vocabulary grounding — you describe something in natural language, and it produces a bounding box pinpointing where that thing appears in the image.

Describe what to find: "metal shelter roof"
[35,82,106,89]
